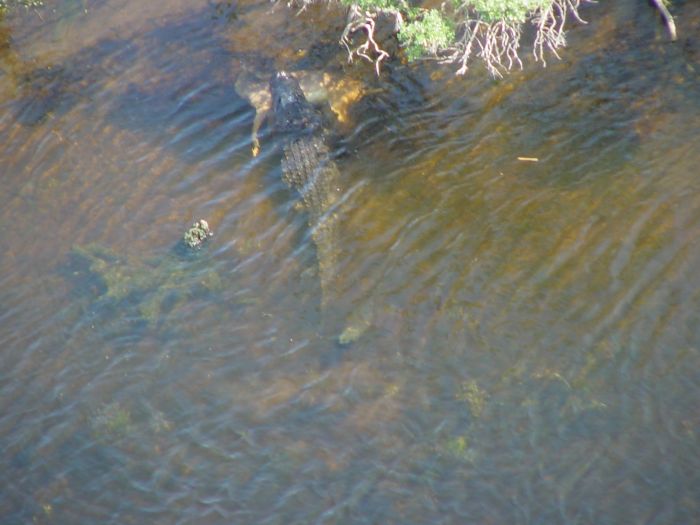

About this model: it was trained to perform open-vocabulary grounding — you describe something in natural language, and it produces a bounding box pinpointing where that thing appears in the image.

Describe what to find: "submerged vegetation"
[91,402,133,442]
[69,242,222,325]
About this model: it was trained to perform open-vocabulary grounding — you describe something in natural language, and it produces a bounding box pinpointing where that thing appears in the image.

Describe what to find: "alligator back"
[270,71,341,308]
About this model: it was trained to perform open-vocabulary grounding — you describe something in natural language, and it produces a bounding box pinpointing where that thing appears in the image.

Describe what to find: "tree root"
[449,20,523,78]
[340,4,402,75]
[444,0,592,77]
[287,0,594,78]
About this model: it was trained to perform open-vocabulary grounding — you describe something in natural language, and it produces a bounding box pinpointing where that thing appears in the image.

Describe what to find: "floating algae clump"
[183,219,212,249]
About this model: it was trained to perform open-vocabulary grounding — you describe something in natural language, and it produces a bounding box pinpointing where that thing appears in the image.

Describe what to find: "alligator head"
[270,71,323,135]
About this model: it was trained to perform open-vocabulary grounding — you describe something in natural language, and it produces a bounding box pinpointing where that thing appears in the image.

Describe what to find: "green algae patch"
[456,380,488,418]
[69,240,222,325]
[91,402,133,442]
[71,244,165,303]
[440,435,477,463]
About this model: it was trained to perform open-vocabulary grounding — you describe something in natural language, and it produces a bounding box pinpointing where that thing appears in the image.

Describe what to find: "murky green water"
[2,0,699,523]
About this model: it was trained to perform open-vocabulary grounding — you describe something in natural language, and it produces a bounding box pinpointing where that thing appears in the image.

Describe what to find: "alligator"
[270,71,341,309]
[235,65,367,156]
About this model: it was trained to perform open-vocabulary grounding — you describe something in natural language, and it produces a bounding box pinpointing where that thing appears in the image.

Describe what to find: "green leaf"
[397,9,455,61]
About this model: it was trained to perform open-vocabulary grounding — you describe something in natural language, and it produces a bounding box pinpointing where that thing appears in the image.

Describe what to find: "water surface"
[1,1,700,523]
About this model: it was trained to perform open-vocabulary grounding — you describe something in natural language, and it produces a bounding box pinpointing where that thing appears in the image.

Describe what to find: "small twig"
[649,0,677,42]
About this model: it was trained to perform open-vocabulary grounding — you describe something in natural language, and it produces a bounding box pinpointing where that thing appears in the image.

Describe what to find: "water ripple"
[2,0,700,523]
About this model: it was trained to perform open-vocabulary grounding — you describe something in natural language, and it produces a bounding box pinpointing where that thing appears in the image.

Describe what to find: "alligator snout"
[270,71,301,110]
[271,70,322,133]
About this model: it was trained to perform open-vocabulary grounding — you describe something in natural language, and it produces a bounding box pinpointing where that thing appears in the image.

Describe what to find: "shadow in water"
[13,39,137,125]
